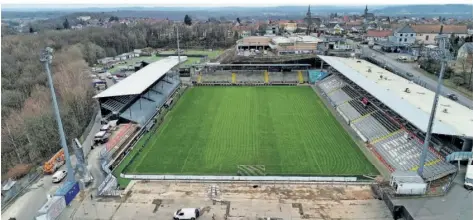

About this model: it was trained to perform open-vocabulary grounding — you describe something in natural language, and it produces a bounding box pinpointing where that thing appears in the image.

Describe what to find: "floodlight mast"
[40,47,75,183]
[176,25,181,70]
[417,26,451,177]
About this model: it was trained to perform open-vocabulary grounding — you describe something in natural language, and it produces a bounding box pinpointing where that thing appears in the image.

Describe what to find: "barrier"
[120,174,359,182]
[336,106,350,124]
[350,123,368,143]
[370,145,395,173]
[105,124,133,152]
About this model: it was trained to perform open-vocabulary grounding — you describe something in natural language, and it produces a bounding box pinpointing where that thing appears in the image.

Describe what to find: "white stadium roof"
[94,56,187,99]
[319,55,473,138]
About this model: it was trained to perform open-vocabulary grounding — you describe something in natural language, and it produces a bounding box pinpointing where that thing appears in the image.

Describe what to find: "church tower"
[305,5,313,35]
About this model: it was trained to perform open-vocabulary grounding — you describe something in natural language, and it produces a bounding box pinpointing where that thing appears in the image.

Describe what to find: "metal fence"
[120,174,359,182]
[1,170,42,213]
[79,108,99,144]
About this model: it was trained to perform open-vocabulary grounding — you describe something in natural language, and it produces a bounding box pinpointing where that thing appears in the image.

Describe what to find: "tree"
[234,31,239,41]
[184,15,192,26]
[109,16,119,22]
[63,18,70,29]
[258,24,268,36]
[236,17,241,24]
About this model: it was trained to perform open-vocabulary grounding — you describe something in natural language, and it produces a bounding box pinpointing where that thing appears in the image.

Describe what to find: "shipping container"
[54,181,80,206]
[36,196,66,220]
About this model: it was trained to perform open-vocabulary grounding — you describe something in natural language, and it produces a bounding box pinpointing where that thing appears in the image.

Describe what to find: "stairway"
[264,70,269,83]
[197,74,202,83]
[298,71,304,84]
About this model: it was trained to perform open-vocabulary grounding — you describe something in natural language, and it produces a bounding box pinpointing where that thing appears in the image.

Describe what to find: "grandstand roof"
[319,55,473,138]
[195,63,311,67]
[94,56,187,99]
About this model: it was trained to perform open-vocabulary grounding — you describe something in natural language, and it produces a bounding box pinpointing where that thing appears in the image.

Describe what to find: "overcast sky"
[2,0,473,8]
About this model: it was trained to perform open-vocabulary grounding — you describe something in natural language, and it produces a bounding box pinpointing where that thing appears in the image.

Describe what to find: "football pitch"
[123,86,378,176]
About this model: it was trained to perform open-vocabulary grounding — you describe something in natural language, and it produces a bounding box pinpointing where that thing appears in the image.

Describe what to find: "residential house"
[271,35,320,55]
[77,16,91,21]
[389,25,416,45]
[318,36,352,51]
[133,49,142,57]
[411,24,469,45]
[265,24,279,35]
[279,21,297,33]
[332,24,344,35]
[365,30,393,42]
[236,36,272,51]
[117,52,138,61]
[456,42,473,62]
[98,57,114,65]
[232,25,256,38]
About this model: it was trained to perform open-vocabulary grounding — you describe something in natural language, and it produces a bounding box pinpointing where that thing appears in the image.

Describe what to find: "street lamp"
[40,47,75,183]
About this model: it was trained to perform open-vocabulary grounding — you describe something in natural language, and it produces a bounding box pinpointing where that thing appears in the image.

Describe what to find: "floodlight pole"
[40,47,75,183]
[176,25,181,70]
[418,28,447,177]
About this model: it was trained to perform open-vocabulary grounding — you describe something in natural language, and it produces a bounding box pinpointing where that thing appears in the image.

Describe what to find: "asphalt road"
[1,113,104,220]
[362,46,473,109]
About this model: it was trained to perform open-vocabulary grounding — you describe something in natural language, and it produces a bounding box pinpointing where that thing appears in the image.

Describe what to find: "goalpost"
[237,165,266,176]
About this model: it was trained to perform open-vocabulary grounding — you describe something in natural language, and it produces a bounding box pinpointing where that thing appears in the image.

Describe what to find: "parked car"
[173,208,200,220]
[93,131,111,145]
[52,170,67,183]
[115,73,127,78]
[447,93,458,101]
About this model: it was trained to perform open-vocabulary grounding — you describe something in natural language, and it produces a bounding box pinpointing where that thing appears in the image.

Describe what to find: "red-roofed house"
[365,30,393,42]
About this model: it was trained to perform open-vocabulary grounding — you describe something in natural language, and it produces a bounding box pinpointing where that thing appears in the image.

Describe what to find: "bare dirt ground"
[67,181,392,220]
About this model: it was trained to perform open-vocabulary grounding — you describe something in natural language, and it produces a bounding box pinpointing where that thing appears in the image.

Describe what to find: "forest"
[1,21,236,174]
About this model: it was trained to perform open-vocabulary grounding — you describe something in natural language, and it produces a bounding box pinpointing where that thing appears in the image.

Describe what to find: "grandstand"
[192,64,310,85]
[94,56,186,126]
[316,55,473,182]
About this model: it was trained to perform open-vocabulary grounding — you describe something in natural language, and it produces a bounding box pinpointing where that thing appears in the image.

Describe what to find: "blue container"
[54,181,80,206]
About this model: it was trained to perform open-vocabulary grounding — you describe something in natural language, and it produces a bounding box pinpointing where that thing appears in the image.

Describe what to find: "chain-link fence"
[1,169,42,213]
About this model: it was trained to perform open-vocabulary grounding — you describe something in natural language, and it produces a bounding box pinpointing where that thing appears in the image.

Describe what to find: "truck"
[464,158,473,190]
[43,149,65,174]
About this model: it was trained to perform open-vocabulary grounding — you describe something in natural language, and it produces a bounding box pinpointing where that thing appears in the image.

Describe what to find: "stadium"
[94,55,472,197]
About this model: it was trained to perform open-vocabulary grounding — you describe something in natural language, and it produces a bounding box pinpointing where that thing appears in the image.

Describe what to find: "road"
[1,113,105,220]
[362,46,473,109]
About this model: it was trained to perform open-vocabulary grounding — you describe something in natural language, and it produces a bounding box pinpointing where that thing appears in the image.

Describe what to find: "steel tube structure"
[418,28,450,177]
[40,47,75,182]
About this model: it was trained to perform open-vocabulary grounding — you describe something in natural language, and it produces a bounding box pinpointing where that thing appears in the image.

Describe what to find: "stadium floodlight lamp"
[39,47,75,183]
[40,47,54,64]
[417,26,454,177]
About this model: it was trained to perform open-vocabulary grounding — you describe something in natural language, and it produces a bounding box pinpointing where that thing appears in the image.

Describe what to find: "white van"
[464,158,473,190]
[100,124,111,132]
[173,208,200,220]
[52,170,67,183]
[94,131,111,145]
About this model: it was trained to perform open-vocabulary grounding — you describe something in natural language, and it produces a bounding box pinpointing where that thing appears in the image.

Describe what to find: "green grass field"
[123,87,377,176]
[159,49,223,59]
[108,56,162,73]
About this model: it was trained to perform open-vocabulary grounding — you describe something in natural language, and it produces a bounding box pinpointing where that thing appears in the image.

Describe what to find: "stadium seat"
[373,131,457,181]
